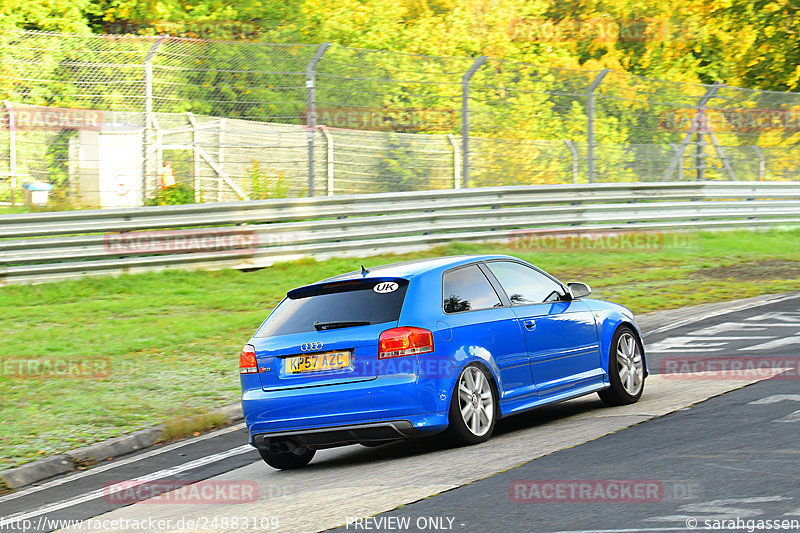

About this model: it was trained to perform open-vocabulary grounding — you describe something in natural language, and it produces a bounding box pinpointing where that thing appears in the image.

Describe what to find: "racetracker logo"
[0,357,111,379]
[659,107,800,133]
[342,358,457,379]
[309,107,456,132]
[660,357,800,380]
[4,107,103,131]
[103,480,259,504]
[508,17,701,43]
[509,479,663,503]
[508,229,697,252]
[104,20,260,40]
[104,229,259,255]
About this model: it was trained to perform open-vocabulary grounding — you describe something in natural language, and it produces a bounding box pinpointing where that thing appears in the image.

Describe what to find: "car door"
[441,264,536,403]
[484,260,603,398]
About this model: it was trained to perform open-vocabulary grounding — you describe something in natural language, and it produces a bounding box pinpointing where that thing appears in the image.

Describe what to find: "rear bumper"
[241,372,452,445]
[251,420,426,450]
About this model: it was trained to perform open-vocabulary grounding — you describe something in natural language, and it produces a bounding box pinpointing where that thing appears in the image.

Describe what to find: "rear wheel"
[598,326,645,406]
[258,446,315,470]
[446,364,497,446]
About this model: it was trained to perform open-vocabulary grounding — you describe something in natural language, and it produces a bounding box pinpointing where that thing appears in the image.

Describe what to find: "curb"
[0,402,243,490]
[0,455,73,490]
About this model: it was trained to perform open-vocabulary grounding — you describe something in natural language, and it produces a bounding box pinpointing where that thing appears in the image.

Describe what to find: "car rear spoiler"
[286,277,408,299]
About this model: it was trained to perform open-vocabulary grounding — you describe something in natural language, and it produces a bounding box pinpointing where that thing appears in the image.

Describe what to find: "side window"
[487,261,564,306]
[442,265,503,314]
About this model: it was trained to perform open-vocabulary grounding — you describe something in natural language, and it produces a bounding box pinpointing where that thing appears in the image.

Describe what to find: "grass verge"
[1,228,800,470]
[159,410,230,443]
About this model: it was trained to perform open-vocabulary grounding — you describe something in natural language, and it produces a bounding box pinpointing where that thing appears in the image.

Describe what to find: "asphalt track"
[331,378,800,533]
[0,292,798,533]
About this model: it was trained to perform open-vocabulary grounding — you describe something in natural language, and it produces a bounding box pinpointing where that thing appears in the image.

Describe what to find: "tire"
[445,363,497,446]
[258,446,315,470]
[598,326,645,406]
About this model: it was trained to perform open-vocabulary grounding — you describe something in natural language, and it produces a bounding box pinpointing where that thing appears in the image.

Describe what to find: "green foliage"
[0,0,98,32]
[44,131,75,187]
[35,186,81,211]
[1,0,799,186]
[722,0,800,92]
[247,160,290,199]
[376,137,429,192]
[1,0,798,92]
[146,183,195,206]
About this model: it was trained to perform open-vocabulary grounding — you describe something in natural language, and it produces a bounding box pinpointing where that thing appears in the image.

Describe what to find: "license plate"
[285,351,351,374]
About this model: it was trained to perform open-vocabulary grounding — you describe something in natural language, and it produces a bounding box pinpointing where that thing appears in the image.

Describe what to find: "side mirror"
[567,282,592,299]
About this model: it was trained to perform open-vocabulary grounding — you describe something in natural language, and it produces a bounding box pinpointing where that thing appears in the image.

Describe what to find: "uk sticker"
[373,282,399,294]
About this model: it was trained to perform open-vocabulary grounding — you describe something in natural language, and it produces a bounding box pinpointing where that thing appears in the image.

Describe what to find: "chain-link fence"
[1,30,798,208]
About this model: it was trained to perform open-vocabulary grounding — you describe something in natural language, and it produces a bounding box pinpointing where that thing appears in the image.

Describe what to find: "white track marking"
[746,312,800,323]
[748,395,800,405]
[2,445,253,522]
[774,410,800,423]
[645,293,800,337]
[647,496,791,522]
[646,336,772,353]
[740,334,800,351]
[685,320,800,336]
[749,396,800,423]
[0,423,247,504]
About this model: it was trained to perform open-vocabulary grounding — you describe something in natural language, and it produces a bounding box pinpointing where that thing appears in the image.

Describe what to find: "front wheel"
[258,446,315,470]
[446,364,497,446]
[598,326,645,406]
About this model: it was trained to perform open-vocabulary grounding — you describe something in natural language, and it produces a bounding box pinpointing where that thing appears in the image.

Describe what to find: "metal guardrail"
[1,182,799,285]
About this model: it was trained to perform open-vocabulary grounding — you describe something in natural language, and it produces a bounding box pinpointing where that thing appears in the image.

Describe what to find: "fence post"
[586,69,610,183]
[669,143,684,180]
[305,43,331,197]
[3,101,16,205]
[563,140,579,184]
[662,84,721,181]
[142,35,167,203]
[461,56,487,189]
[696,129,706,181]
[218,118,225,201]
[446,134,461,189]
[186,112,200,201]
[318,125,334,196]
[753,146,766,181]
[707,129,738,180]
[153,114,162,174]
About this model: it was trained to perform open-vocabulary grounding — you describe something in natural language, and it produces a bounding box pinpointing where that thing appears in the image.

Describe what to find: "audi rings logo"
[300,342,324,352]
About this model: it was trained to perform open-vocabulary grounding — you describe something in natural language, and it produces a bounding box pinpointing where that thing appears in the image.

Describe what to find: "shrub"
[146,183,195,206]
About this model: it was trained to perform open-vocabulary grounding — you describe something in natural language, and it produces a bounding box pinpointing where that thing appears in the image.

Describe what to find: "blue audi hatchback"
[240,255,647,469]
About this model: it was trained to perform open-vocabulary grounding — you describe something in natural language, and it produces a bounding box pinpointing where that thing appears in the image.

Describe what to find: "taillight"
[240,344,257,374]
[379,327,434,359]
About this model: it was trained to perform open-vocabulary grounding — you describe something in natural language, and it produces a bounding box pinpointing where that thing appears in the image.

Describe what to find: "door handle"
[524,319,536,330]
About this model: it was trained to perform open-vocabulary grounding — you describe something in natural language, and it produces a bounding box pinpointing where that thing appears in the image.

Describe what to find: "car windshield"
[254,279,409,337]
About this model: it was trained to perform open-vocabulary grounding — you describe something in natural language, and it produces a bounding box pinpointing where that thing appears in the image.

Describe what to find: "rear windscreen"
[254,279,409,337]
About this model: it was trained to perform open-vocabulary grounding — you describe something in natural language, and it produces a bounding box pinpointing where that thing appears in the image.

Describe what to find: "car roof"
[318,254,522,283]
